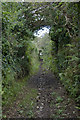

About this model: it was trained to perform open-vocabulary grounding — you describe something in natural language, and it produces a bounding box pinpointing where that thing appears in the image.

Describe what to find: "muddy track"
[3,62,80,118]
[28,62,80,118]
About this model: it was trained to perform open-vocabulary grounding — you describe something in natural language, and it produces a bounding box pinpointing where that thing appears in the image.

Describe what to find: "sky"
[34,27,50,38]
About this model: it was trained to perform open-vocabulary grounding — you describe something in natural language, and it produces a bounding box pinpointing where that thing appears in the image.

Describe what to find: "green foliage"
[2,3,39,107]
[56,96,63,103]
[51,37,80,104]
[2,2,80,108]
[19,88,37,118]
[2,76,28,107]
[35,33,53,70]
[49,3,80,105]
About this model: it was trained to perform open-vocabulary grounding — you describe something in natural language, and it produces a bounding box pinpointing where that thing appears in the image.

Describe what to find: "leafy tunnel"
[2,2,80,118]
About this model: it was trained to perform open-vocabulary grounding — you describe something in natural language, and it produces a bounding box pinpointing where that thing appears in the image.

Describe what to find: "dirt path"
[3,62,80,118]
[28,62,80,118]
[28,63,57,118]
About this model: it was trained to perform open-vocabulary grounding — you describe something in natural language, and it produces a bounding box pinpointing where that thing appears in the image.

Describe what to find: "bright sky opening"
[34,27,50,38]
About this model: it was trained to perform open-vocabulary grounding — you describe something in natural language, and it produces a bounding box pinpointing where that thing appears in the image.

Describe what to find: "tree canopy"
[2,2,80,108]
